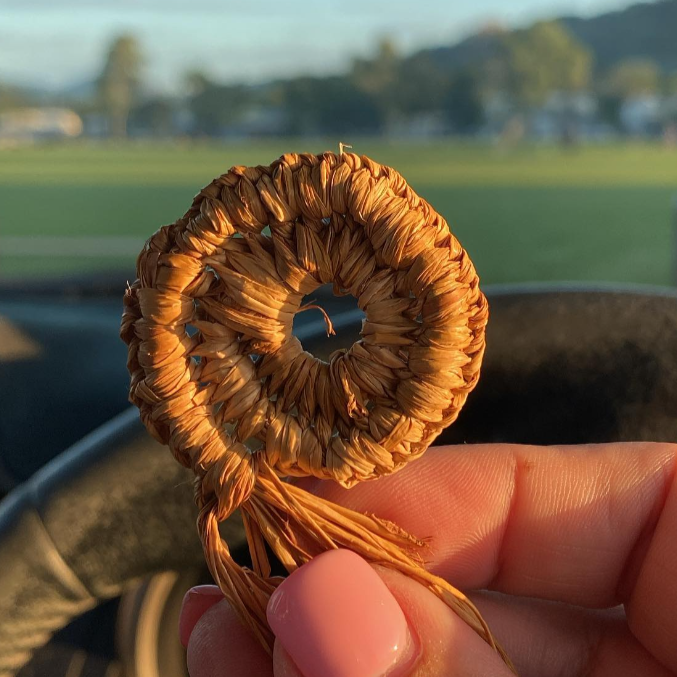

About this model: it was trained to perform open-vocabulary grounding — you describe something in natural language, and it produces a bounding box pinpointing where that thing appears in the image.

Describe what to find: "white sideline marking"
[0,236,143,257]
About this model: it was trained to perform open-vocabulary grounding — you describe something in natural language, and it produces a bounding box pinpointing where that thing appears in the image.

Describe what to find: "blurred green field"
[0,140,675,286]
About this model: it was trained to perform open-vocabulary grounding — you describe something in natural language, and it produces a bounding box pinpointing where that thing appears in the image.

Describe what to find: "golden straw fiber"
[121,150,516,673]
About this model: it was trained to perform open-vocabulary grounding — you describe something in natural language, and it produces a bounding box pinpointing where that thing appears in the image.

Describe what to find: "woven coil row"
[121,151,487,522]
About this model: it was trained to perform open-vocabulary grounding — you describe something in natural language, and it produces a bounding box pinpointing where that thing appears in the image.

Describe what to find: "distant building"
[81,112,109,138]
[530,92,610,141]
[619,95,662,136]
[233,106,287,138]
[0,107,83,142]
[387,112,448,138]
[482,92,516,136]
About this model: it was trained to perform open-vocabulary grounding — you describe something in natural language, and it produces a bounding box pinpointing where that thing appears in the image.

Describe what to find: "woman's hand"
[179,442,677,676]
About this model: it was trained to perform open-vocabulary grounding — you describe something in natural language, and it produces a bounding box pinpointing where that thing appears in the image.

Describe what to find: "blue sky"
[0,0,639,93]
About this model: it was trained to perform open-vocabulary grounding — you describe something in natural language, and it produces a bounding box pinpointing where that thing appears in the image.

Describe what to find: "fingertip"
[179,585,224,648]
[267,549,415,677]
[187,599,273,677]
[374,566,514,676]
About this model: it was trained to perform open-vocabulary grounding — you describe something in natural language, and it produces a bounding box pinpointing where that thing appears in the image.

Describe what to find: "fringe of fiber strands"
[121,151,517,674]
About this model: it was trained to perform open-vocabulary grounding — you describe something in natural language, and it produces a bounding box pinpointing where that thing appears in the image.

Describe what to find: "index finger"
[300,442,677,670]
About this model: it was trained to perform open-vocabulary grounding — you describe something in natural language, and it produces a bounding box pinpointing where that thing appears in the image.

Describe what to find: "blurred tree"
[604,58,661,98]
[598,58,661,128]
[350,38,401,126]
[97,35,142,137]
[184,71,211,98]
[666,72,677,96]
[351,38,400,95]
[283,76,383,136]
[183,71,251,136]
[597,93,623,128]
[0,84,31,112]
[394,54,450,115]
[443,70,483,132]
[502,21,592,107]
[130,97,174,137]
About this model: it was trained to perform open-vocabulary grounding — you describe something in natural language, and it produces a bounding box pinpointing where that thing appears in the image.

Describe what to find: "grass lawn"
[1,139,675,286]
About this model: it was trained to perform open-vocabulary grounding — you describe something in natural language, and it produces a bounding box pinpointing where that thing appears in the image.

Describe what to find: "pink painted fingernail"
[179,585,224,647]
[267,549,414,677]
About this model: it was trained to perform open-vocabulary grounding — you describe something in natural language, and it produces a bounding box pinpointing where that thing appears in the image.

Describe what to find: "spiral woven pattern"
[121,151,487,513]
[119,151,516,671]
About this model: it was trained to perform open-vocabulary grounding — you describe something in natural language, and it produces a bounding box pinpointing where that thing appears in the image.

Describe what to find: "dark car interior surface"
[2,274,677,677]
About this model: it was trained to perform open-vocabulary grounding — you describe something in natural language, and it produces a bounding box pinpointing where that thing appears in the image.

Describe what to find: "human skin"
[180,442,677,676]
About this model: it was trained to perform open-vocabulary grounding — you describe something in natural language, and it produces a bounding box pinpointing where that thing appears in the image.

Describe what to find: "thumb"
[267,549,512,677]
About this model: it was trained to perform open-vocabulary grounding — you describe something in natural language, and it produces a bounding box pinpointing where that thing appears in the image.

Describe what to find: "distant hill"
[5,0,676,107]
[420,26,507,73]
[562,0,677,71]
[418,0,677,74]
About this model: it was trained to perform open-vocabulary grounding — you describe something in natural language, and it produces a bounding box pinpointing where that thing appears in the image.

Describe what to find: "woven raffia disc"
[121,151,515,672]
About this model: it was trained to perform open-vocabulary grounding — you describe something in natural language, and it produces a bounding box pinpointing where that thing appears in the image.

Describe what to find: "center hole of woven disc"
[292,284,365,360]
